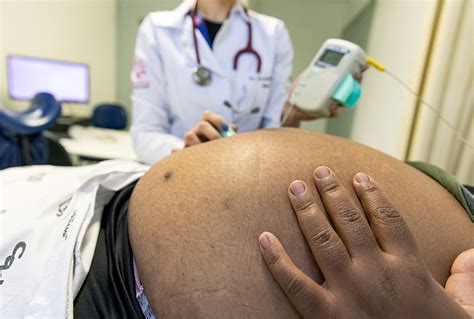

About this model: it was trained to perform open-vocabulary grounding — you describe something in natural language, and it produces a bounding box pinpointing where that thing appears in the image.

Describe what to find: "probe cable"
[367,56,473,149]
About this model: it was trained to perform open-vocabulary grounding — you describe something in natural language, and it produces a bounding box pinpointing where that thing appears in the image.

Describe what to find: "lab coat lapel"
[178,1,251,79]
[161,0,226,77]
[212,3,251,76]
[180,16,228,78]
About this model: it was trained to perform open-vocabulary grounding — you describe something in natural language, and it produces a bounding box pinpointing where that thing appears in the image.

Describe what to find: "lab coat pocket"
[250,75,273,113]
[244,75,272,113]
[233,75,272,131]
[170,61,226,124]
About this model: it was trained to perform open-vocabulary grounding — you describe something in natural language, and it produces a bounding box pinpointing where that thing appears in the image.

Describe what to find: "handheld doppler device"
[290,39,367,116]
[286,39,473,149]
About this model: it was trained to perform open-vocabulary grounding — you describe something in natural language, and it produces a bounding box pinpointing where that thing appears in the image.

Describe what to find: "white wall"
[350,0,438,159]
[0,0,117,117]
[407,0,473,184]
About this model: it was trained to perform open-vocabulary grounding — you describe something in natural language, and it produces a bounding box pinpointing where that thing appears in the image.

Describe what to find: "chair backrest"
[0,93,61,135]
[44,131,73,166]
[92,104,127,130]
[0,134,48,169]
[0,93,62,169]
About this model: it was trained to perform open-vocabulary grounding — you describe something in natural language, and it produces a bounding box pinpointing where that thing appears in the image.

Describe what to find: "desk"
[59,126,139,162]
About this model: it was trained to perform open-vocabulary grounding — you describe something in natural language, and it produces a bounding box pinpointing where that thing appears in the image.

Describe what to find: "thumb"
[445,248,474,317]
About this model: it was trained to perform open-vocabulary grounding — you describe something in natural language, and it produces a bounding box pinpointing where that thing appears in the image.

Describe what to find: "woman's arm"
[260,22,294,129]
[130,15,184,165]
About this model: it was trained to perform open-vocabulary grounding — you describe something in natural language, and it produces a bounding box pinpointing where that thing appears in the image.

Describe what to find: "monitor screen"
[7,55,90,103]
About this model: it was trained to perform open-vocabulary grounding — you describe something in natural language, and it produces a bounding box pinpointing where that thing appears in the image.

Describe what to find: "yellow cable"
[367,56,385,72]
[364,55,473,149]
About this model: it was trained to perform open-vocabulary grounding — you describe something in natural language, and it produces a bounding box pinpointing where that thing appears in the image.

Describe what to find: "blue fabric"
[92,104,127,130]
[0,93,60,169]
[194,15,212,48]
[0,93,61,135]
[0,134,48,169]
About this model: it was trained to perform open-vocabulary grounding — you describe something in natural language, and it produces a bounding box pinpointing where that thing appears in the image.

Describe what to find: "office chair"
[44,131,73,166]
[0,93,71,169]
[92,104,127,130]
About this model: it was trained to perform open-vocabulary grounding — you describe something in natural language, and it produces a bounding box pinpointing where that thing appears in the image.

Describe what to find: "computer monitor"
[7,55,90,104]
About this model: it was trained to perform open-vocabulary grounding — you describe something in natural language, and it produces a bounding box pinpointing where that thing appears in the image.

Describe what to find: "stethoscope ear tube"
[233,21,262,73]
[190,0,262,86]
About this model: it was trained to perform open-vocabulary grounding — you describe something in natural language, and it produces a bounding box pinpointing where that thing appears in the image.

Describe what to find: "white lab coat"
[130,0,294,165]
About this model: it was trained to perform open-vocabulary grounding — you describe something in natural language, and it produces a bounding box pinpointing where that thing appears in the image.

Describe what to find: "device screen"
[318,49,345,66]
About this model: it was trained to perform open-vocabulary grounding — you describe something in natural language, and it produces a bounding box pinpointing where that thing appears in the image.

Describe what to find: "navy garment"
[203,19,222,48]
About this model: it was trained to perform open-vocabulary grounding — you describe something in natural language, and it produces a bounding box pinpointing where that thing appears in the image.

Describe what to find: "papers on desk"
[59,125,139,161]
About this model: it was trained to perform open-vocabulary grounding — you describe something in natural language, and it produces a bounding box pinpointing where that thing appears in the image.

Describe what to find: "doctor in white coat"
[131,0,345,165]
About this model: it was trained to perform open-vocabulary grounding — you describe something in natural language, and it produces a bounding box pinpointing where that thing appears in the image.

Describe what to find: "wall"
[116,0,180,114]
[407,0,473,184]
[0,0,117,117]
[350,0,439,159]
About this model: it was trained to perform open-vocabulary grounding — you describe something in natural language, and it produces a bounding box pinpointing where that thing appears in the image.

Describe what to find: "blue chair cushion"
[92,104,127,130]
[0,93,61,169]
[0,93,61,135]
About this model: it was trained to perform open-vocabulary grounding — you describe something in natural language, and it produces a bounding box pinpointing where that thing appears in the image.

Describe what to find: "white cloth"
[0,160,149,318]
[130,0,294,165]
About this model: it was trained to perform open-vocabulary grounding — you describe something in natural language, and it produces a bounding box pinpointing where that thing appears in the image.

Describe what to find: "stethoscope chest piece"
[192,65,212,86]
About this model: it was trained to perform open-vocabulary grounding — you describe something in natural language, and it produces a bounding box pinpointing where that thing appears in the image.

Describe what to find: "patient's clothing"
[74,182,153,318]
[74,181,156,318]
[0,160,148,318]
[409,161,474,222]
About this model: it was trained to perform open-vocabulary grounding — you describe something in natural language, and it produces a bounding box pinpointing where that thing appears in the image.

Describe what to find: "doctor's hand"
[183,111,237,148]
[258,167,469,319]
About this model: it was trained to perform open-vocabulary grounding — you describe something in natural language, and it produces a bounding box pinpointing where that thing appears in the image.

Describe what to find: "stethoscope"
[190,0,262,116]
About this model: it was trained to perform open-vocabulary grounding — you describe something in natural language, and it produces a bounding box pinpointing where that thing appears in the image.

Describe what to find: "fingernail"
[354,172,370,185]
[290,181,306,196]
[315,166,331,180]
[221,123,229,131]
[259,232,272,249]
